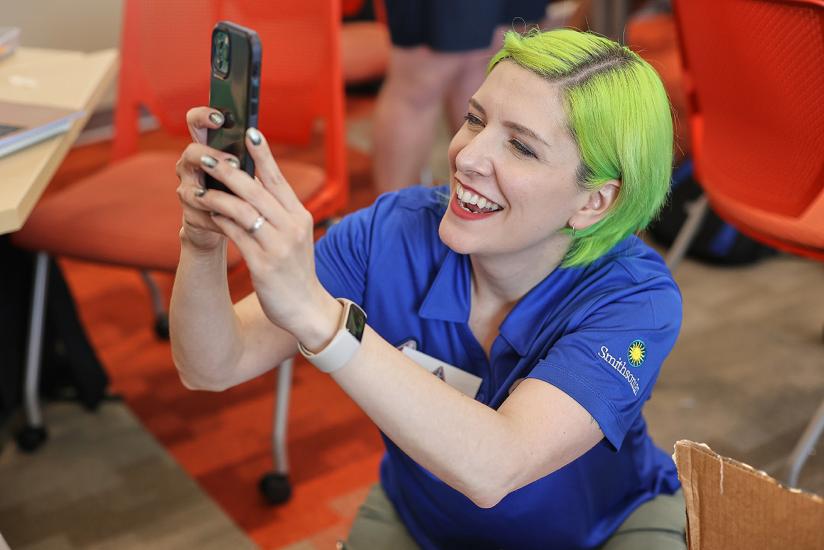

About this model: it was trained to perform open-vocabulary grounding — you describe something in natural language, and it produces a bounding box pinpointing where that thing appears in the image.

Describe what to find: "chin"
[438,213,477,255]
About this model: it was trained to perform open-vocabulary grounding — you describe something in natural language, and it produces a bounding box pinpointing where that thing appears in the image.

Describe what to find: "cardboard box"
[674,440,824,549]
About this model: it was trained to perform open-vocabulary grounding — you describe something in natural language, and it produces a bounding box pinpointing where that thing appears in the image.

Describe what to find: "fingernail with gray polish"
[209,111,224,126]
[194,187,207,198]
[226,157,240,169]
[200,155,218,168]
[247,127,262,146]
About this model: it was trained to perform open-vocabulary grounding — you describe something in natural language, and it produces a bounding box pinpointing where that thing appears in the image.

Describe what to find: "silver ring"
[247,215,266,235]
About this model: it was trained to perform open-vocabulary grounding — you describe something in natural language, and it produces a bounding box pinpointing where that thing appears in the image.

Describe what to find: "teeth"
[455,183,503,212]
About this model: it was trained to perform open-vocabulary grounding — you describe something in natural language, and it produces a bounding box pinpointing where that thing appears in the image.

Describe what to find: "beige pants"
[344,484,686,550]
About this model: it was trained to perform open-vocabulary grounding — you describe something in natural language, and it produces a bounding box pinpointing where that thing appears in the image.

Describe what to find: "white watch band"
[298,299,365,373]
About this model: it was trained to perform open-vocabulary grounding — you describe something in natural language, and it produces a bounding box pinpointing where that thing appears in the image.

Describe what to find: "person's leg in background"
[599,489,687,550]
[371,47,466,192]
[372,0,517,192]
[442,31,506,135]
[372,1,558,192]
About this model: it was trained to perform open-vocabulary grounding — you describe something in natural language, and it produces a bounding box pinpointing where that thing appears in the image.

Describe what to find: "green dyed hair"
[488,28,673,267]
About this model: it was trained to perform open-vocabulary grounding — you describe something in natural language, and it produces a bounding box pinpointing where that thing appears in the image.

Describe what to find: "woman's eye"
[464,113,483,127]
[510,139,537,158]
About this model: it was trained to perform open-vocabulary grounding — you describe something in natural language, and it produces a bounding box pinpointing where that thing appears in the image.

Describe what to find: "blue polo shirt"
[315,186,682,550]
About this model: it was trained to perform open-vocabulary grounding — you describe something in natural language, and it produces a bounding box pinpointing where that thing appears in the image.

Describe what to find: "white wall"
[3,0,123,51]
[3,0,123,108]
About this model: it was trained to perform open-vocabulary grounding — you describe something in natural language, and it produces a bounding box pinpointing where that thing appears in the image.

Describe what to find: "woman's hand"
[179,125,339,342]
[175,107,233,252]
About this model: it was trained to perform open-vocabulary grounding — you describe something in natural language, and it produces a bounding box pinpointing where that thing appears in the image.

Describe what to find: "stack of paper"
[0,101,84,159]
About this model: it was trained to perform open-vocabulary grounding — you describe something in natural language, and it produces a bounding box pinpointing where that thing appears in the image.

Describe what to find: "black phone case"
[205,21,261,193]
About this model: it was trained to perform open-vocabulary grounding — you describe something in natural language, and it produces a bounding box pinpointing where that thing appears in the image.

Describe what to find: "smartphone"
[205,21,262,193]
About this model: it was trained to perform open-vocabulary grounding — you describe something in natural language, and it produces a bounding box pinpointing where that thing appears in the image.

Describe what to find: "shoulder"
[317,185,449,272]
[323,185,445,238]
[373,185,449,222]
[602,236,676,284]
[350,185,448,249]
[572,236,682,329]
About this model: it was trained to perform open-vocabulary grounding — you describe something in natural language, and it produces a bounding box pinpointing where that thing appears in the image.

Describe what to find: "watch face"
[345,303,367,342]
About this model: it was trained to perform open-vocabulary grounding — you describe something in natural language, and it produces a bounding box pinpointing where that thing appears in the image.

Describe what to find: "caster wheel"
[16,426,48,453]
[259,472,292,505]
[154,314,170,340]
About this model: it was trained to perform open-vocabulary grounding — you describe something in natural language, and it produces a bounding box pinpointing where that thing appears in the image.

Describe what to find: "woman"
[171,29,686,549]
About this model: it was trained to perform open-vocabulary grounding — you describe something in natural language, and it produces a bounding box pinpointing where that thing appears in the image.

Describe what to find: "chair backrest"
[672,0,824,254]
[341,0,387,23]
[342,0,365,17]
[113,0,348,219]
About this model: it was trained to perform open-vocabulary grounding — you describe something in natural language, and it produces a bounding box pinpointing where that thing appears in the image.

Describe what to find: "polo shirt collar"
[418,248,585,355]
[418,250,470,323]
[498,267,584,355]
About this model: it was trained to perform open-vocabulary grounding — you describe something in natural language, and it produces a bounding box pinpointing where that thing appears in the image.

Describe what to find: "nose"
[454,130,493,179]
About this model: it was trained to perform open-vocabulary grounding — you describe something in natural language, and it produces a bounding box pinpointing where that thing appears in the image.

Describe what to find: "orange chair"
[669,0,824,488]
[340,0,389,83]
[341,20,389,84]
[12,0,348,457]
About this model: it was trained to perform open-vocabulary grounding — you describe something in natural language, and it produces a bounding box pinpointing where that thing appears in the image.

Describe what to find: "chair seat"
[13,151,325,272]
[709,187,824,253]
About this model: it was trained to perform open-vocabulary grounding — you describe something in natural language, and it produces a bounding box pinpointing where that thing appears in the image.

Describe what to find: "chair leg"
[16,252,50,452]
[665,194,709,270]
[274,357,294,474]
[785,399,824,488]
[259,358,294,505]
[139,270,169,340]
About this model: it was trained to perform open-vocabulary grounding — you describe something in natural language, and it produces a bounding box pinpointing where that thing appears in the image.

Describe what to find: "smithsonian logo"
[627,339,646,367]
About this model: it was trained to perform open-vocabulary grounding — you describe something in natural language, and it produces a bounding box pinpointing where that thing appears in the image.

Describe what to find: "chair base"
[261,358,294,505]
[15,425,48,453]
[785,399,824,488]
[258,472,292,505]
[665,194,709,270]
[22,252,50,443]
[140,270,170,341]
[154,314,170,340]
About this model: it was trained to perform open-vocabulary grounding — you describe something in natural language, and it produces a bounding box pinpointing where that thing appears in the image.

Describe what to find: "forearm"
[170,233,243,390]
[329,326,522,507]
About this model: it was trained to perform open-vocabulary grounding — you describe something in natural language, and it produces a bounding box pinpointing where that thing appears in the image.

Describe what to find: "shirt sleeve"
[314,190,408,303]
[314,204,375,305]
[527,284,682,451]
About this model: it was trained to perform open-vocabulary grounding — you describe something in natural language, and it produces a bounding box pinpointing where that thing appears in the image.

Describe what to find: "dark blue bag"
[647,158,776,266]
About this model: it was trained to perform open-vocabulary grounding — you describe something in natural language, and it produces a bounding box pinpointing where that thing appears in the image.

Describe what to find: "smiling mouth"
[455,183,504,214]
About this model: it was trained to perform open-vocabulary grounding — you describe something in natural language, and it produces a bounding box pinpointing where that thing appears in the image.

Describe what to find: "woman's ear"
[569,179,621,230]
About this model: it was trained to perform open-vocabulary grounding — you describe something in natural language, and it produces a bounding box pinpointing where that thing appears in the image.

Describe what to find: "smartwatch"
[298,298,367,373]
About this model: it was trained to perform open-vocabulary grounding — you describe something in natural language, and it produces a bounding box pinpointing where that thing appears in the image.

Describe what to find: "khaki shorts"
[343,484,686,550]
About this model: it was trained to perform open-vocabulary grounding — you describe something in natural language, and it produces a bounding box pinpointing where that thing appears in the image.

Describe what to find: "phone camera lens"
[213,31,230,77]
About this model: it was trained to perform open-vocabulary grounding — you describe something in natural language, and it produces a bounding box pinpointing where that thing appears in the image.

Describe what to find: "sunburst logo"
[627,340,646,367]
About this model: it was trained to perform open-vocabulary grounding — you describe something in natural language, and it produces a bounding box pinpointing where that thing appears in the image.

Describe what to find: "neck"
[469,234,571,306]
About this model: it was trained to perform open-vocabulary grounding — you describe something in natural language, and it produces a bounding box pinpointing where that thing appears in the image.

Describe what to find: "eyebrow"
[468,98,550,148]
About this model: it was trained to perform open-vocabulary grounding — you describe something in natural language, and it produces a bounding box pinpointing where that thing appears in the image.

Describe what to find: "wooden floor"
[1,86,823,550]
